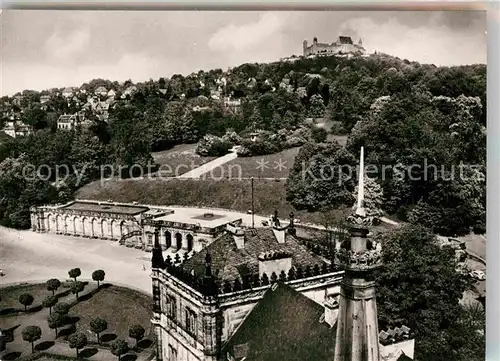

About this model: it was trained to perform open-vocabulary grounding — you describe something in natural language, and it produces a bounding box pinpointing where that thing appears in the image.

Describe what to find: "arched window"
[186,234,194,252]
[175,233,182,250]
[165,231,172,248]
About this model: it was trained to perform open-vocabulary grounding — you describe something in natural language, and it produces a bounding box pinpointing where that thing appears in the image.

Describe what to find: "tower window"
[185,307,197,335]
[166,295,176,320]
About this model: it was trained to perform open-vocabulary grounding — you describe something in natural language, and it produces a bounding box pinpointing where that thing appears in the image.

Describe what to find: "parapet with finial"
[379,325,415,360]
[258,250,292,261]
[379,325,412,345]
[335,248,382,271]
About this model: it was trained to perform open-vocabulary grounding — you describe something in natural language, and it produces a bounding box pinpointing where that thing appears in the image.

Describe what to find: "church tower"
[334,146,382,361]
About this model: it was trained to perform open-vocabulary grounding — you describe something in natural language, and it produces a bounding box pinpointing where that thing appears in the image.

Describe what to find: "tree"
[68,333,88,358]
[309,94,325,118]
[53,302,70,316]
[286,142,356,211]
[71,281,85,300]
[92,270,106,288]
[0,154,59,228]
[18,293,34,311]
[110,339,129,361]
[47,312,65,337]
[22,326,42,353]
[46,278,61,295]
[68,268,81,281]
[375,225,475,361]
[89,317,108,344]
[311,126,327,143]
[128,324,145,347]
[42,295,58,315]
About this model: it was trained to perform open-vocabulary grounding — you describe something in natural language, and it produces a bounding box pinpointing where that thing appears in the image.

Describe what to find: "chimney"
[234,228,245,249]
[379,325,415,360]
[272,210,286,244]
[324,294,340,327]
[227,224,245,249]
[272,227,286,244]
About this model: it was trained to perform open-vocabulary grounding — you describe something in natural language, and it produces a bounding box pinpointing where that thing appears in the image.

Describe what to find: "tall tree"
[22,326,42,353]
[375,225,476,361]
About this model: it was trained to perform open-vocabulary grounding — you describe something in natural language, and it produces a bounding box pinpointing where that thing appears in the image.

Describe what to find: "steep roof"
[181,228,326,283]
[222,282,336,361]
[338,36,354,44]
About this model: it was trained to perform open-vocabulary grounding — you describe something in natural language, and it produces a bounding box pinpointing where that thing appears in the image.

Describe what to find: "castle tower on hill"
[334,146,383,361]
[303,36,366,57]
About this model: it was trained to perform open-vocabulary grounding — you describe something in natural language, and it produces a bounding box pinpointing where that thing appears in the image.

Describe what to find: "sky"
[0,10,487,96]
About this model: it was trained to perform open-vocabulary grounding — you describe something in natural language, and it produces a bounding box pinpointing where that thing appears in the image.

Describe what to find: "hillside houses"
[121,85,137,99]
[40,95,51,104]
[2,120,32,138]
[95,86,108,97]
[57,111,90,130]
[62,87,75,98]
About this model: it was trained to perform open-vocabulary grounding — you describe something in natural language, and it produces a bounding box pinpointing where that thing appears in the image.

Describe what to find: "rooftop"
[338,36,354,44]
[61,201,149,215]
[181,227,326,283]
[222,282,336,361]
[152,209,241,228]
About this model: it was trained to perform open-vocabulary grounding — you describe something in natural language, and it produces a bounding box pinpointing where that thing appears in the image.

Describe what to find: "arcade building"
[30,200,242,256]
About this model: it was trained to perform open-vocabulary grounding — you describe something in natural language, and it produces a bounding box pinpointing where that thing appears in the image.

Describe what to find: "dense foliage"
[0,53,486,232]
[285,58,485,236]
[375,225,483,361]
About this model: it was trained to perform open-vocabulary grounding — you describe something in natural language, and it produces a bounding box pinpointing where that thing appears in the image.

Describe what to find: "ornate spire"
[347,146,372,228]
[356,146,366,217]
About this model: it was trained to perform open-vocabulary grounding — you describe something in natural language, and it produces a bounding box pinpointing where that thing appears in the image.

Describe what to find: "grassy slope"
[77,177,340,224]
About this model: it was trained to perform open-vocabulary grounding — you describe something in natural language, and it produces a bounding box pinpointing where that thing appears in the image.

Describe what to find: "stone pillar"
[160,229,167,251]
[201,300,222,360]
[182,234,189,251]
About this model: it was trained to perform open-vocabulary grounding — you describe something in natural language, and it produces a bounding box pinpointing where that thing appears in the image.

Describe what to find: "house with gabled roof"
[95,86,108,96]
[62,87,74,98]
[40,95,51,104]
[57,111,88,131]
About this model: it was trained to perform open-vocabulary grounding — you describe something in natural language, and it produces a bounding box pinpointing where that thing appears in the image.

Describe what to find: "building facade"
[151,216,344,361]
[2,121,32,138]
[57,112,88,130]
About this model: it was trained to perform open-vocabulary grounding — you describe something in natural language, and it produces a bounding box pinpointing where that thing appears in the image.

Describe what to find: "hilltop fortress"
[303,36,366,57]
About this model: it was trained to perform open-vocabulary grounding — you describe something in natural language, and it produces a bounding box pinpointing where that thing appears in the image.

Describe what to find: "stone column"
[160,229,167,251]
[182,233,189,251]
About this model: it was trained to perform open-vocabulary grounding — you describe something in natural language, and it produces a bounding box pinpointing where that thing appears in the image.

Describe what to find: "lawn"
[151,143,216,177]
[71,286,153,345]
[209,147,301,179]
[0,282,153,361]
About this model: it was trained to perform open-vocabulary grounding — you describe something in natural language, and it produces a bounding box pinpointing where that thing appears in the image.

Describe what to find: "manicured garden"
[209,147,301,179]
[0,269,153,361]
